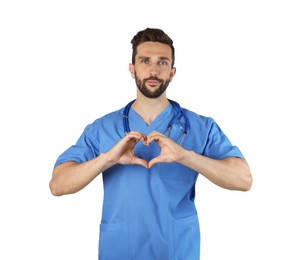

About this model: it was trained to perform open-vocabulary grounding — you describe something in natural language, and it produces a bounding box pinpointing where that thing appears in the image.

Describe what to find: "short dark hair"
[131,28,175,67]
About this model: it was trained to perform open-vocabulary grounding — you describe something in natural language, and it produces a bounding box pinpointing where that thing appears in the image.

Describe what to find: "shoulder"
[84,107,124,133]
[182,107,215,126]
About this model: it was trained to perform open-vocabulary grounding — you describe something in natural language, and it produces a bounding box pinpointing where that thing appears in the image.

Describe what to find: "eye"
[158,60,168,66]
[140,58,149,64]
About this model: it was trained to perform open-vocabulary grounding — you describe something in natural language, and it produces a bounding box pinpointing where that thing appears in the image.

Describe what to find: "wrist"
[177,149,192,164]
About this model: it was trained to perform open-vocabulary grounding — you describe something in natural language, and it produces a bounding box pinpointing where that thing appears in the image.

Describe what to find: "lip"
[146,80,160,86]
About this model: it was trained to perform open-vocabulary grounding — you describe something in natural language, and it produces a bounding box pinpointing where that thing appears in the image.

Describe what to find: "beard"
[135,74,171,98]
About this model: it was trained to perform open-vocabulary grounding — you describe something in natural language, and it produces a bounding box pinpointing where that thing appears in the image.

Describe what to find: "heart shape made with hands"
[121,130,180,168]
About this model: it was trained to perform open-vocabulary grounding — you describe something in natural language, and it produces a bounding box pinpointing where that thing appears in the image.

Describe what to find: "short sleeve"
[54,124,100,167]
[203,118,244,159]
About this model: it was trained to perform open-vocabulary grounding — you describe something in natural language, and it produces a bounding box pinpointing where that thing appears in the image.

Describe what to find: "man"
[50,28,252,260]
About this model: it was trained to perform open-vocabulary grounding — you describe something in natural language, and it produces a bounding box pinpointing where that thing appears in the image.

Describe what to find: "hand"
[146,130,185,168]
[106,131,149,168]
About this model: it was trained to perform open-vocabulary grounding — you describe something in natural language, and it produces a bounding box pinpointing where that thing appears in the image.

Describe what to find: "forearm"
[179,150,253,191]
[49,153,113,196]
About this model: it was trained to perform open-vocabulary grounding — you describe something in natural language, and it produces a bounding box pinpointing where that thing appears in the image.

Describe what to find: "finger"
[124,132,147,145]
[132,157,149,168]
[147,130,161,139]
[147,132,164,145]
[128,131,147,141]
[148,156,163,168]
[128,131,148,145]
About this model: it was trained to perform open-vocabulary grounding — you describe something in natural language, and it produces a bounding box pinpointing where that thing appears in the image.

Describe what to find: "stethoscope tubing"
[122,99,190,145]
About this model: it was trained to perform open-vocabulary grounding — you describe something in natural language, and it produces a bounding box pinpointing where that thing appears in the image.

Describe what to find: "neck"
[132,95,170,125]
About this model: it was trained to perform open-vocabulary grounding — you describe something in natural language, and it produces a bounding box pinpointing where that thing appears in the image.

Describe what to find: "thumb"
[132,157,149,168]
[148,156,162,168]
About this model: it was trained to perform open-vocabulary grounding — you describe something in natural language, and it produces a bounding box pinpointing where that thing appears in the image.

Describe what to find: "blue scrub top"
[55,103,244,260]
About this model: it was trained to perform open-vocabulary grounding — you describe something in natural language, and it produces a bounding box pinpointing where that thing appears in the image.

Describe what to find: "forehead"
[136,41,172,59]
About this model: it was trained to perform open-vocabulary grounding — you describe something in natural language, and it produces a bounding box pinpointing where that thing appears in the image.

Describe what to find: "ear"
[129,63,135,78]
[169,67,176,81]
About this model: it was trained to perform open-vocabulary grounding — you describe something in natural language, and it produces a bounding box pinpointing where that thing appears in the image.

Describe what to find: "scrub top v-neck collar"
[128,103,175,134]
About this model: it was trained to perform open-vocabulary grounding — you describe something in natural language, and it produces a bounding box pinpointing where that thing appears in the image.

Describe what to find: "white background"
[1,0,300,259]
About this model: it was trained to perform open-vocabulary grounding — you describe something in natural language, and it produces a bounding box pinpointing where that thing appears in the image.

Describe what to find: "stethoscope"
[122,99,190,145]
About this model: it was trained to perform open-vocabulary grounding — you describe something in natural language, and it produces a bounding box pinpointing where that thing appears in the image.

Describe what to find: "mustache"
[143,76,163,83]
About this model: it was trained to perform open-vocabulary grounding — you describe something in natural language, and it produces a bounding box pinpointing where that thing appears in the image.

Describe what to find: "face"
[129,42,176,99]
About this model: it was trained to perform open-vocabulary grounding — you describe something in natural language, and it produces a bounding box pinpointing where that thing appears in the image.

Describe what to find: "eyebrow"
[158,56,171,62]
[138,56,171,61]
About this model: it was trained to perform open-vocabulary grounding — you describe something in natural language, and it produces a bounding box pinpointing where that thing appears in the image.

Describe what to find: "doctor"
[50,28,253,260]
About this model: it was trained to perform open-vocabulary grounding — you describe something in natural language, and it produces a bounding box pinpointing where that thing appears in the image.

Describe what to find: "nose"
[149,63,159,76]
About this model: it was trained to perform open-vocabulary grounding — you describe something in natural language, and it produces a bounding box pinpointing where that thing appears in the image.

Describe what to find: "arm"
[49,131,148,196]
[178,151,252,191]
[147,131,253,191]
